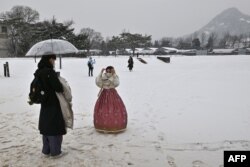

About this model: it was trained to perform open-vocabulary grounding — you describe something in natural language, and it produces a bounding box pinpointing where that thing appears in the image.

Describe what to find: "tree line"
[153,31,250,51]
[1,6,249,57]
[0,6,152,57]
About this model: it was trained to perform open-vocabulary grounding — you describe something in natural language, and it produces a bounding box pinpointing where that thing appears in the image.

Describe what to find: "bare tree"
[200,32,207,48]
[230,35,239,48]
[218,32,231,48]
[160,37,173,47]
[176,37,191,49]
[0,6,40,56]
[237,34,244,48]
[153,40,160,48]
[80,28,103,53]
[1,6,39,23]
[206,32,217,49]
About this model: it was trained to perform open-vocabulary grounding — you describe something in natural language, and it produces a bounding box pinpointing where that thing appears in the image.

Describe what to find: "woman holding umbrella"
[34,54,67,158]
[94,66,127,133]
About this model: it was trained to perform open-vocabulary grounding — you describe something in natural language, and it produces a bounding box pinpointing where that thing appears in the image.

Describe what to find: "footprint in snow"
[167,156,177,167]
[192,160,208,167]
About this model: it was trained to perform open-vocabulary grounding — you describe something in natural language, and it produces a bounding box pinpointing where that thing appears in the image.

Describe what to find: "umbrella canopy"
[26,39,78,56]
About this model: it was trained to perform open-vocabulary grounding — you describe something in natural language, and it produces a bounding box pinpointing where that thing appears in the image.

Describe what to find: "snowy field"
[0,55,250,167]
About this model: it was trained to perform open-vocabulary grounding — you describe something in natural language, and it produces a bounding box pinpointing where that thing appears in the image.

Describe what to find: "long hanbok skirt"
[94,88,127,133]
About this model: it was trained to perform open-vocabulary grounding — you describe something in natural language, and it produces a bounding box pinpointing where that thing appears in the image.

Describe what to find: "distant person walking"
[87,57,95,77]
[94,66,127,133]
[33,54,67,158]
[128,56,134,71]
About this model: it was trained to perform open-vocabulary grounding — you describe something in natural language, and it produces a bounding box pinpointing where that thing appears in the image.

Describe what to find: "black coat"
[35,59,66,135]
[128,58,134,69]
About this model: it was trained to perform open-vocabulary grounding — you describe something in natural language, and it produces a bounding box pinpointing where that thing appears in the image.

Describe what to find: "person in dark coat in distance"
[34,54,66,158]
[128,56,134,72]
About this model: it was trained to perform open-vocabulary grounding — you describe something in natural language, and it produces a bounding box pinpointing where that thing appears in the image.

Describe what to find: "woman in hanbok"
[94,66,127,133]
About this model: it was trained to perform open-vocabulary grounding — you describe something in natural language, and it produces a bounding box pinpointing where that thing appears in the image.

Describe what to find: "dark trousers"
[89,68,93,76]
[42,135,63,156]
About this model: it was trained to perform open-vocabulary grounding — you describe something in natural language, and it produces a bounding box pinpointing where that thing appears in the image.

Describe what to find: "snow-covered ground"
[0,55,250,167]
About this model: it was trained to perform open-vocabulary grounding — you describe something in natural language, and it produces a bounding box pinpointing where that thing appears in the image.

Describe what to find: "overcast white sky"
[1,0,250,40]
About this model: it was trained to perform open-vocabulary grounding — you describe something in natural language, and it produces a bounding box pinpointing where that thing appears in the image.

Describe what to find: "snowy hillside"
[195,7,250,37]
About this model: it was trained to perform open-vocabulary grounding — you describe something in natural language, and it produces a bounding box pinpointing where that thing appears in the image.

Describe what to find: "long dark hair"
[38,54,56,69]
